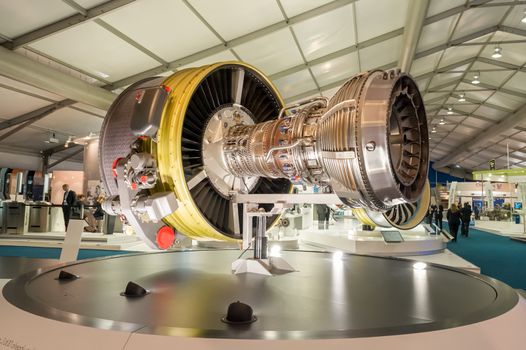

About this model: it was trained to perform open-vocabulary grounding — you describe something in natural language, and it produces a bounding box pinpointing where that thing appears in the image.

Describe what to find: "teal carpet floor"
[444,222,526,289]
[0,246,132,260]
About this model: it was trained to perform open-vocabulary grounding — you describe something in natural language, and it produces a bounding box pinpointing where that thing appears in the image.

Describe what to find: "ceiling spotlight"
[471,72,480,85]
[439,118,446,125]
[458,93,466,102]
[447,107,453,115]
[491,46,502,59]
[522,10,526,23]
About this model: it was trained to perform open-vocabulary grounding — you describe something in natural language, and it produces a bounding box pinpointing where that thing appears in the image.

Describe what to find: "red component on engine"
[112,158,124,178]
[156,226,175,250]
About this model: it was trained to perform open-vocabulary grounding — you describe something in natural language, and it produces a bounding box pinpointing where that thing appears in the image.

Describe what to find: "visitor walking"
[460,202,472,237]
[446,203,461,242]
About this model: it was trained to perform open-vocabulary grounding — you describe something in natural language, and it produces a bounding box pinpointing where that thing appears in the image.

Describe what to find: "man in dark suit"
[62,184,76,230]
[460,202,472,237]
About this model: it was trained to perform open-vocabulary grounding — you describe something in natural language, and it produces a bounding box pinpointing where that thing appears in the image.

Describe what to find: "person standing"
[474,205,480,220]
[426,206,433,225]
[460,202,473,237]
[435,205,444,232]
[62,184,76,230]
[447,203,461,242]
[316,204,331,230]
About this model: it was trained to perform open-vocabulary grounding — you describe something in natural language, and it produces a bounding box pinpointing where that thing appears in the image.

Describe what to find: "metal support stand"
[231,208,295,276]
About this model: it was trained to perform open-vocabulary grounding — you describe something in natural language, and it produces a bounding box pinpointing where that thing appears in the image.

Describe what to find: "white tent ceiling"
[0,0,525,171]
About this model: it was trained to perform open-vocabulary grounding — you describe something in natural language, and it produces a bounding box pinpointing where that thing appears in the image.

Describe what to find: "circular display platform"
[2,250,519,340]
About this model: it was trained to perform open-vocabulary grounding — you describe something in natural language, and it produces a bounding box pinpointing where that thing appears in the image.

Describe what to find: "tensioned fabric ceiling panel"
[273,69,317,99]
[234,28,303,75]
[0,88,51,119]
[0,0,75,38]
[292,4,356,61]
[426,0,465,17]
[355,0,407,42]
[451,6,509,41]
[279,0,333,17]
[33,108,103,137]
[486,92,525,111]
[475,105,509,121]
[29,21,160,82]
[100,0,222,62]
[505,72,526,94]
[310,52,360,86]
[359,35,402,70]
[178,51,236,70]
[410,52,442,77]
[189,0,283,41]
[417,15,459,52]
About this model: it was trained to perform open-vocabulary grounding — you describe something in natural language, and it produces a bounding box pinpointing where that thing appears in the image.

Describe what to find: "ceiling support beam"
[415,25,498,60]
[47,148,84,169]
[0,46,116,109]
[0,99,75,131]
[433,103,526,169]
[476,56,526,73]
[422,0,491,25]
[452,39,526,46]
[43,143,80,156]
[460,79,526,99]
[398,0,429,72]
[415,58,476,80]
[2,0,136,50]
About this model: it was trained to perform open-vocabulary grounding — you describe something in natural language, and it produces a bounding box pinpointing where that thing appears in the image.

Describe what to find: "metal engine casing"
[98,62,429,246]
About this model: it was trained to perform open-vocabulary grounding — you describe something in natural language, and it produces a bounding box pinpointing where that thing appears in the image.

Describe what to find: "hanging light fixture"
[431,127,437,133]
[472,72,480,85]
[447,107,453,115]
[458,93,466,102]
[491,46,502,59]
[439,118,446,125]
[521,10,526,23]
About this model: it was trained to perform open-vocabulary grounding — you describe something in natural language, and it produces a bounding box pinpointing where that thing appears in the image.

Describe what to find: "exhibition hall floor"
[445,223,526,290]
[474,220,526,236]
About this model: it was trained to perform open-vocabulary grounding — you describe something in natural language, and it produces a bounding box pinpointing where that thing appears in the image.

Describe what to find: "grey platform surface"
[0,256,57,279]
[2,250,518,339]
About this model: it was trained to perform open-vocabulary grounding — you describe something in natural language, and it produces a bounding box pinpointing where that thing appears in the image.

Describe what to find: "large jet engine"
[99,62,429,248]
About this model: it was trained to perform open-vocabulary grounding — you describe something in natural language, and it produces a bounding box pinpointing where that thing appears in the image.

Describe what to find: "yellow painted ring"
[354,179,431,230]
[352,208,376,228]
[385,179,431,230]
[152,62,286,241]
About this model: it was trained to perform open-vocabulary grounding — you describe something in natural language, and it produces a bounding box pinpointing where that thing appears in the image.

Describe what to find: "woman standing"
[446,203,461,242]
